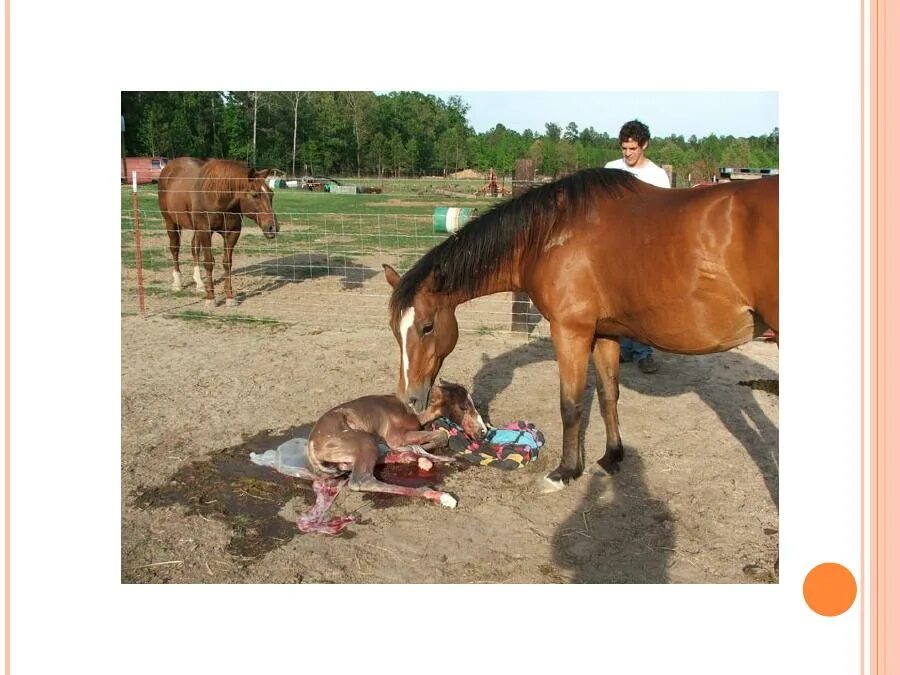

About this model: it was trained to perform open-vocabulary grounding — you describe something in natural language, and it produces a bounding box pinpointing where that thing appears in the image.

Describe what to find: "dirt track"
[121,306,778,584]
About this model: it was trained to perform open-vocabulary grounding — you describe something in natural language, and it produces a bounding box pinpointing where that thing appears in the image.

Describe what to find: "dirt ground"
[121,273,779,583]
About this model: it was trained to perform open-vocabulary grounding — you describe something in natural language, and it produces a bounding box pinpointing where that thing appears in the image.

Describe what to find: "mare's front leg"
[191,230,216,306]
[221,222,241,307]
[542,323,593,492]
[592,336,625,474]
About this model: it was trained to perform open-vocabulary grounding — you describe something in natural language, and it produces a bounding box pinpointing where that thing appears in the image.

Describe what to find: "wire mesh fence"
[121,184,549,335]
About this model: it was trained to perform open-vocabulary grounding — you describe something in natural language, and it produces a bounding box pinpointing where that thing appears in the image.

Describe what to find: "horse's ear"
[253,168,272,179]
[383,264,400,288]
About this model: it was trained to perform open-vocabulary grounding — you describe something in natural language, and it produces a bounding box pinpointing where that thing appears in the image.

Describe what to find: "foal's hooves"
[225,298,239,308]
[438,492,458,508]
[203,299,216,308]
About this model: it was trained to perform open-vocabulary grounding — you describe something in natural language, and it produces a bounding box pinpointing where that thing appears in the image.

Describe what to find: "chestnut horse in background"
[158,157,279,307]
[384,168,778,492]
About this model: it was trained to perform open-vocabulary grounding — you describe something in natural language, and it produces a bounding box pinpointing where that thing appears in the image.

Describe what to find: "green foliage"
[121,92,779,185]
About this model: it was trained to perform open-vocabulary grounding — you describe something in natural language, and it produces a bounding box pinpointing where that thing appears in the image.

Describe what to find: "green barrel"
[433,206,476,233]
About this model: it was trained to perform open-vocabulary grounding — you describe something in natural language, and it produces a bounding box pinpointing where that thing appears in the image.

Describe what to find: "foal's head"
[426,380,487,441]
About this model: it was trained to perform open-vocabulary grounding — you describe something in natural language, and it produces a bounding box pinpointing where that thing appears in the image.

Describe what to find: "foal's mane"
[389,167,639,320]
[198,159,257,195]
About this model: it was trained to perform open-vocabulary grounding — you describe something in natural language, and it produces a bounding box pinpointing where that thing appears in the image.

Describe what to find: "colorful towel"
[428,418,544,470]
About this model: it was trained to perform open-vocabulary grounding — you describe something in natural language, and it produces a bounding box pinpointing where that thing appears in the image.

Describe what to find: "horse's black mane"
[389,167,640,319]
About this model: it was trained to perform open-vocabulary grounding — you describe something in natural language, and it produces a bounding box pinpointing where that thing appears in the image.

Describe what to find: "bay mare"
[158,157,278,307]
[384,168,778,491]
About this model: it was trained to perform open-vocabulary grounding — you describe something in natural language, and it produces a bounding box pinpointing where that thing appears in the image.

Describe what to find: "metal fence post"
[511,158,535,333]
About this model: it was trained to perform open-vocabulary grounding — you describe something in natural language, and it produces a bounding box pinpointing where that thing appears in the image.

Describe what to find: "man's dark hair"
[618,119,651,146]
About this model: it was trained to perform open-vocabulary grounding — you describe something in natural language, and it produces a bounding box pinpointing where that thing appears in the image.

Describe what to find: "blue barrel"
[433,206,476,233]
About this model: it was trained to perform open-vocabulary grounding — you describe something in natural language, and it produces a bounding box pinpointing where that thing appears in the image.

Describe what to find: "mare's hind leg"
[162,215,182,291]
[221,229,241,307]
[191,231,216,306]
[592,337,625,474]
[543,324,593,492]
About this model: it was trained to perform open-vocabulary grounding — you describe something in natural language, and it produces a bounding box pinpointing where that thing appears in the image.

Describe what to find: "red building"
[121,156,169,184]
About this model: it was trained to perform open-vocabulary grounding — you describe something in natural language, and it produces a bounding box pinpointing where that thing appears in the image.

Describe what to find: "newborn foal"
[307,380,487,509]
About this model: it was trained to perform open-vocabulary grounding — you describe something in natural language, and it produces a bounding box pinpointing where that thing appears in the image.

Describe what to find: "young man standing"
[604,119,671,373]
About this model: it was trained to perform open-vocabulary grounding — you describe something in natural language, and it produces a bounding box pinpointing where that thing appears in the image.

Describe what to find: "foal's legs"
[162,215,182,291]
[592,337,625,474]
[191,231,216,306]
[324,431,458,507]
[543,324,593,491]
[221,229,241,307]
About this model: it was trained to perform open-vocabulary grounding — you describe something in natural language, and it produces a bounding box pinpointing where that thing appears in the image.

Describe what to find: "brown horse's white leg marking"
[172,270,182,291]
[193,266,203,292]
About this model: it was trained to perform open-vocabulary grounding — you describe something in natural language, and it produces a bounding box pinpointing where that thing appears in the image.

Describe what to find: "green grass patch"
[165,310,286,328]
[121,246,171,270]
[121,179,501,272]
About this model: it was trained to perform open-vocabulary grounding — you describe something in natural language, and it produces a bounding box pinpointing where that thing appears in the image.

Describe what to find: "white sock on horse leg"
[193,266,203,291]
[172,270,182,290]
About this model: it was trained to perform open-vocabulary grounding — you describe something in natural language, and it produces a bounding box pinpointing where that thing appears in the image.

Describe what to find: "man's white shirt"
[604,158,671,189]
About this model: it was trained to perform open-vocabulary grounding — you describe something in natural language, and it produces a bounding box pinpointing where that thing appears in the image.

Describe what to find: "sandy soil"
[121,273,779,584]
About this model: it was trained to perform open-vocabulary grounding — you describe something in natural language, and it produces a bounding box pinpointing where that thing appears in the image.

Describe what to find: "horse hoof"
[597,457,621,475]
[203,299,215,308]
[438,493,458,508]
[538,475,566,493]
[225,298,238,308]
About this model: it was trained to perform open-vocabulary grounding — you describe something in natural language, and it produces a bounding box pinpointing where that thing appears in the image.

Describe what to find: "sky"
[418,91,778,138]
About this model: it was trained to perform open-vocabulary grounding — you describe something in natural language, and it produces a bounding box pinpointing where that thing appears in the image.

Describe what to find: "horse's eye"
[422,323,434,336]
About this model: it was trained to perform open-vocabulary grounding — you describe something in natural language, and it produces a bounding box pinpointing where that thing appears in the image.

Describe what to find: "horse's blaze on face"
[398,307,430,410]
[396,304,459,413]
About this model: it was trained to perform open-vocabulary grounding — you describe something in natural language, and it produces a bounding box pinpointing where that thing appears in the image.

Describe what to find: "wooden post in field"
[511,158,535,333]
[131,172,146,317]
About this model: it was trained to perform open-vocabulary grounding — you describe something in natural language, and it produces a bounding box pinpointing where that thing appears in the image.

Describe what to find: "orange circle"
[803,563,857,616]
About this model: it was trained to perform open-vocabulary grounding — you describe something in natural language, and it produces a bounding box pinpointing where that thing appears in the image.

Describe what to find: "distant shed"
[122,157,169,184]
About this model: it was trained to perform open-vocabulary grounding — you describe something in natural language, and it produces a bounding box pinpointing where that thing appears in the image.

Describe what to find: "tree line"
[121,91,779,184]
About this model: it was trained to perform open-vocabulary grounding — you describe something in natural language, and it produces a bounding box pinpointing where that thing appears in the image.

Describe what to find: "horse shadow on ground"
[143,255,381,315]
[470,338,779,583]
[234,253,379,292]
